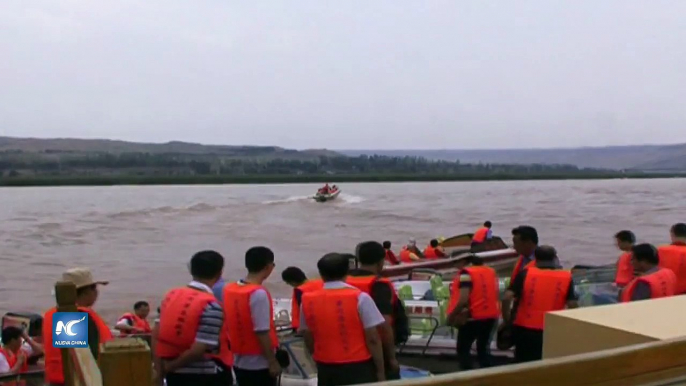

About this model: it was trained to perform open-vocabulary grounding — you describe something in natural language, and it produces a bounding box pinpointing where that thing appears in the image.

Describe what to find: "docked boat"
[312,185,340,202]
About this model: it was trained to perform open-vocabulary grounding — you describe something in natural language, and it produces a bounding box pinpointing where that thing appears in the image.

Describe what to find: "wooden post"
[55,281,78,386]
[98,338,153,386]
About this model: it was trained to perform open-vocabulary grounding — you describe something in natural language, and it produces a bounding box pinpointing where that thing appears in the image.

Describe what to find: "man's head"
[429,239,439,248]
[134,301,150,319]
[614,230,636,252]
[382,241,392,250]
[317,253,349,282]
[281,267,307,288]
[484,221,492,229]
[63,268,108,308]
[190,250,225,286]
[670,223,686,243]
[512,226,538,256]
[357,241,386,273]
[245,246,275,281]
[468,255,485,266]
[631,243,659,272]
[407,238,416,247]
[534,245,557,263]
[1,326,23,352]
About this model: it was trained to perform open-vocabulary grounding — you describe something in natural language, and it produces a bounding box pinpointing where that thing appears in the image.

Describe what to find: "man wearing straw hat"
[42,268,114,386]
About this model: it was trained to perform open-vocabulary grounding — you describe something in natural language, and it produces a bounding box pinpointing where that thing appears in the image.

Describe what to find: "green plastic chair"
[433,286,450,302]
[429,275,444,294]
[397,285,414,302]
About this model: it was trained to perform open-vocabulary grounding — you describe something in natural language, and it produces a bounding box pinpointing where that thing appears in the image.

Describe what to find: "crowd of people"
[1,222,685,386]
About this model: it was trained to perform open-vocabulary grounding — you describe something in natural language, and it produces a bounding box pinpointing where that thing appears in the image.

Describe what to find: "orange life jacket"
[156,287,215,357]
[118,312,152,337]
[615,252,634,287]
[291,279,324,330]
[385,250,399,265]
[423,246,438,259]
[472,227,489,243]
[301,288,371,364]
[513,268,572,331]
[510,256,535,283]
[43,306,114,384]
[619,268,677,303]
[399,247,414,263]
[448,266,500,320]
[223,283,279,355]
[657,245,686,294]
[0,347,29,374]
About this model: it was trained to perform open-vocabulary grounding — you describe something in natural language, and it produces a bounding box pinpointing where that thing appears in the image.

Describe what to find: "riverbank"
[1,172,684,187]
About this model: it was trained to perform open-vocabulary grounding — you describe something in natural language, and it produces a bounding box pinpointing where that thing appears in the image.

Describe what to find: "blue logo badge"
[52,312,89,348]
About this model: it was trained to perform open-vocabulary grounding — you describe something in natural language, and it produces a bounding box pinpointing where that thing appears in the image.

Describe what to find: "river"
[0,179,684,321]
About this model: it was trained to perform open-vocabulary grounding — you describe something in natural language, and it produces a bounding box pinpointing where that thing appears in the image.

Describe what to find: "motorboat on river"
[312,184,340,202]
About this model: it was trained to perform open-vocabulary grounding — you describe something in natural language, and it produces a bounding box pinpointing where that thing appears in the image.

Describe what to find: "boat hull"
[313,190,340,202]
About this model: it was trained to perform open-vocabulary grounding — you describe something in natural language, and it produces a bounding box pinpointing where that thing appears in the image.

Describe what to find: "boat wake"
[262,193,365,205]
[337,193,365,205]
[262,195,312,205]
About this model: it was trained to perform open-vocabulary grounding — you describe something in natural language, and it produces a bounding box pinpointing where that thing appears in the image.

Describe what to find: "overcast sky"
[1,1,685,150]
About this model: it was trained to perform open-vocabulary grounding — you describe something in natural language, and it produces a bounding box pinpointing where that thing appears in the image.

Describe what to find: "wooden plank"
[371,337,686,386]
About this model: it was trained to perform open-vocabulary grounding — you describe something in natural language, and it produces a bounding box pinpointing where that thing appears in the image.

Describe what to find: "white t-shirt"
[0,344,33,373]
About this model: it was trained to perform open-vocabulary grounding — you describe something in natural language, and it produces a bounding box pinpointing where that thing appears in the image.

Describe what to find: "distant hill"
[0,136,341,160]
[340,144,686,171]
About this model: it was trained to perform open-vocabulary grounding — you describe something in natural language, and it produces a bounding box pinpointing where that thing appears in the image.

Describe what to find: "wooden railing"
[375,336,686,386]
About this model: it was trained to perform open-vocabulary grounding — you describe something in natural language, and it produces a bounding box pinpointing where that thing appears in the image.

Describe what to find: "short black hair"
[1,326,23,345]
[190,250,224,279]
[134,301,149,310]
[512,225,539,245]
[430,239,439,248]
[534,245,557,262]
[357,241,386,265]
[281,267,307,284]
[614,230,636,244]
[317,253,349,281]
[245,246,275,273]
[76,284,97,297]
[468,255,484,266]
[672,223,686,238]
[632,243,659,265]
[484,221,492,228]
[382,241,391,249]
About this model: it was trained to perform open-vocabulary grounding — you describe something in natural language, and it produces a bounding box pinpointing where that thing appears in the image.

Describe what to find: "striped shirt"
[168,281,224,375]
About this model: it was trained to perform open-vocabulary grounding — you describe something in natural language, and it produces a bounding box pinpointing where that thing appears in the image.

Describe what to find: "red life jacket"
[448,266,500,320]
[615,252,634,287]
[657,244,686,294]
[0,346,29,373]
[118,312,152,337]
[619,268,677,302]
[472,227,489,243]
[291,279,324,330]
[513,268,572,331]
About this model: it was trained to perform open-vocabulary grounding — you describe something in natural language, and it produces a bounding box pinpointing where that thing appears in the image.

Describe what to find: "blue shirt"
[212,278,226,303]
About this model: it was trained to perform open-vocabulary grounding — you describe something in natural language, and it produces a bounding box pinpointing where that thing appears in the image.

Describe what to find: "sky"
[1,1,685,150]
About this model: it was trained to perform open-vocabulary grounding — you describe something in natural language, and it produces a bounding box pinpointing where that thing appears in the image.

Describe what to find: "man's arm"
[250,290,280,367]
[22,331,43,357]
[297,303,315,355]
[364,327,385,381]
[566,278,580,308]
[114,316,136,333]
[164,302,223,373]
[370,282,397,365]
[630,281,652,302]
[448,271,471,323]
[359,293,386,381]
[502,270,526,322]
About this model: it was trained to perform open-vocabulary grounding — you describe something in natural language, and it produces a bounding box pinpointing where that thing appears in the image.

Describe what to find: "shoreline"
[0,172,684,187]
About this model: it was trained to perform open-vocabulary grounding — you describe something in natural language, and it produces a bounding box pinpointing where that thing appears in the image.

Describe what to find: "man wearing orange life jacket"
[301,253,386,385]
[43,268,113,386]
[620,243,677,302]
[115,301,152,337]
[614,230,636,287]
[0,326,43,375]
[348,242,407,381]
[471,221,493,249]
[509,226,561,283]
[154,251,232,386]
[447,255,500,370]
[502,246,577,363]
[223,246,281,386]
[399,238,423,263]
[657,223,686,294]
[281,266,323,332]
[423,239,447,259]
[383,241,400,265]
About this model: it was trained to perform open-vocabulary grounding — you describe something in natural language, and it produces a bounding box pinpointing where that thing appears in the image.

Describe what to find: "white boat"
[312,185,341,202]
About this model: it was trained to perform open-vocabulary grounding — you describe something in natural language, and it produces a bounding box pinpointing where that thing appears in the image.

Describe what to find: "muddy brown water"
[1,179,684,322]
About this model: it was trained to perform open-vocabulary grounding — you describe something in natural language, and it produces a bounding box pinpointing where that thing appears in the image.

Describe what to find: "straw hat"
[62,268,109,289]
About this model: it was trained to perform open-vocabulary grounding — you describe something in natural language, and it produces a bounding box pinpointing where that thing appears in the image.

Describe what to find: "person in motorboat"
[471,221,493,249]
[614,230,636,288]
[399,238,423,262]
[0,326,42,374]
[619,243,676,302]
[446,255,500,370]
[43,268,114,386]
[300,253,386,385]
[382,241,400,265]
[115,301,152,337]
[318,183,331,194]
[155,250,233,386]
[423,239,447,259]
[224,246,282,386]
[281,266,323,332]
[348,241,406,381]
[509,225,561,283]
[657,223,686,294]
[501,245,578,363]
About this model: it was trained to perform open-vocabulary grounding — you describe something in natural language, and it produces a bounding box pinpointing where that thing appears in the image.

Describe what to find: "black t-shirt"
[348,269,394,316]
[508,264,577,318]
